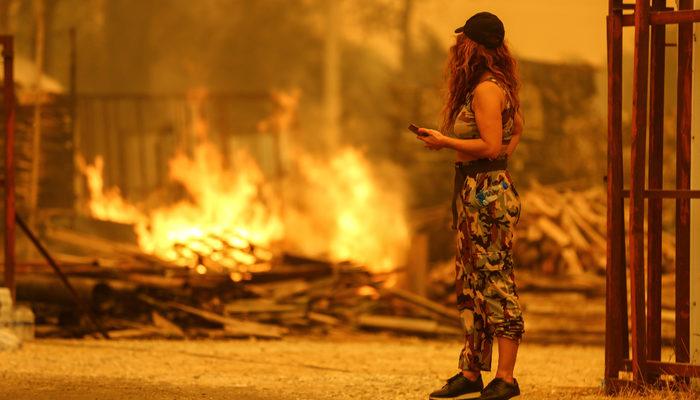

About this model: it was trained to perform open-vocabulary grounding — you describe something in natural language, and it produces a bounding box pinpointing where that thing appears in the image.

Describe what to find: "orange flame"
[135,142,284,265]
[80,90,409,274]
[81,145,410,273]
[80,156,144,225]
[284,148,410,273]
[80,144,283,271]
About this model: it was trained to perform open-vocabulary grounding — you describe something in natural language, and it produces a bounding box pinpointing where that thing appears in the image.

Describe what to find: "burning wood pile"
[31,99,419,339]
[19,240,461,339]
[20,182,647,340]
[23,182,623,340]
[31,145,424,338]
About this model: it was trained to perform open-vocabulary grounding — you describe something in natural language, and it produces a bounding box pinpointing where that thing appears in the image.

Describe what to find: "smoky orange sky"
[423,0,612,65]
[348,0,643,67]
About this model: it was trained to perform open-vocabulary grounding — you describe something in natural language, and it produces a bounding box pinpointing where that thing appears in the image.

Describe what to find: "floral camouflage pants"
[454,168,524,372]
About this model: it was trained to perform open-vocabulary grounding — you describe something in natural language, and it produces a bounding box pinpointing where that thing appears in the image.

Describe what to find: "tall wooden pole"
[675,0,693,368]
[29,0,45,226]
[645,0,666,377]
[2,36,16,301]
[323,0,341,149]
[605,0,628,387]
[629,0,651,383]
[690,0,700,368]
[69,28,82,208]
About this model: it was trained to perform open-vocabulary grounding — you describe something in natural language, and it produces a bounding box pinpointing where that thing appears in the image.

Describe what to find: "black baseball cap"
[454,12,505,49]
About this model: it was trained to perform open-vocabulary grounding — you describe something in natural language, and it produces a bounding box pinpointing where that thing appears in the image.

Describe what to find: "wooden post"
[605,0,629,385]
[646,0,666,375]
[629,0,651,383]
[676,0,694,368]
[406,233,428,297]
[690,0,700,369]
[1,36,15,301]
[69,27,83,209]
[323,0,341,149]
[28,0,45,225]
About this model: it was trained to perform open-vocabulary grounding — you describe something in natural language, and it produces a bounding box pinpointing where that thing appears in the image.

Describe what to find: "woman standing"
[416,12,524,400]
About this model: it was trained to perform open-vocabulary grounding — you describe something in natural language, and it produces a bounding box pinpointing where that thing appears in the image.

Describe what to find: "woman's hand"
[417,128,446,150]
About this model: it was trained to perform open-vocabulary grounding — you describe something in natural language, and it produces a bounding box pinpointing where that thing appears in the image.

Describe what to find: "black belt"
[455,157,507,175]
[451,157,508,229]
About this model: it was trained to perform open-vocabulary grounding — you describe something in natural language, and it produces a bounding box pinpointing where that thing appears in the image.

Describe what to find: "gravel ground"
[0,283,694,399]
[0,334,697,400]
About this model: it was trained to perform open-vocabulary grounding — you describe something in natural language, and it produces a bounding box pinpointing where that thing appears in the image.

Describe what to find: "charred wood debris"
[16,185,675,340]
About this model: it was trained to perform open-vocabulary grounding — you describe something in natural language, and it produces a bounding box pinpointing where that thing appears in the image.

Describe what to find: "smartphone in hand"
[408,123,428,137]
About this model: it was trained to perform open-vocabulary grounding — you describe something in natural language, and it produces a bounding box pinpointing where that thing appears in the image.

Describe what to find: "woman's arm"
[418,82,504,159]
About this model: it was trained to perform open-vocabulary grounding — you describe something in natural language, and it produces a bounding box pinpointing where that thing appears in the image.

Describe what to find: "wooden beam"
[356,314,461,336]
[622,359,700,377]
[621,189,700,198]
[622,14,635,26]
[646,0,666,375]
[28,0,46,228]
[377,285,459,321]
[628,0,651,383]
[1,36,15,301]
[605,0,629,383]
[675,0,693,368]
[405,233,428,297]
[69,28,83,206]
[622,10,700,26]
[138,295,287,339]
[690,0,700,372]
[647,361,700,377]
[651,9,700,25]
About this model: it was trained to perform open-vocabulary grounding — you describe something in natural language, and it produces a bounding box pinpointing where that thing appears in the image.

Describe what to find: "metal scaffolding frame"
[606,0,700,391]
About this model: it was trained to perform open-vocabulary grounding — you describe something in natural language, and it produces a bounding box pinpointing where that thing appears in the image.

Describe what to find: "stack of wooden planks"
[514,183,675,275]
[18,222,462,339]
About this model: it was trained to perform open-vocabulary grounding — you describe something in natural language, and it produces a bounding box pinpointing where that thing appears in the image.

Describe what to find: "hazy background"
[1,0,685,267]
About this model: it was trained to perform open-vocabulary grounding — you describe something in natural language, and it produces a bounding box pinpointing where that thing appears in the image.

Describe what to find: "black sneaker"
[478,378,520,400]
[429,373,483,400]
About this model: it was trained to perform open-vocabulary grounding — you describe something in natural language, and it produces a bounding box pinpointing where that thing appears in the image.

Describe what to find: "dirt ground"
[0,282,696,399]
[0,335,603,400]
[0,333,696,400]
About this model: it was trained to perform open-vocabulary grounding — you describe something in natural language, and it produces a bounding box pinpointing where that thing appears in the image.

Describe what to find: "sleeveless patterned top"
[450,77,515,143]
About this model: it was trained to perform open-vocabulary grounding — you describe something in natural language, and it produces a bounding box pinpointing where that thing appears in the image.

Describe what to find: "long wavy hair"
[441,34,520,134]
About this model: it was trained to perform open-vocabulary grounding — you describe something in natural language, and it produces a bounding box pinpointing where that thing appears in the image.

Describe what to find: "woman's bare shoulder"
[472,80,505,108]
